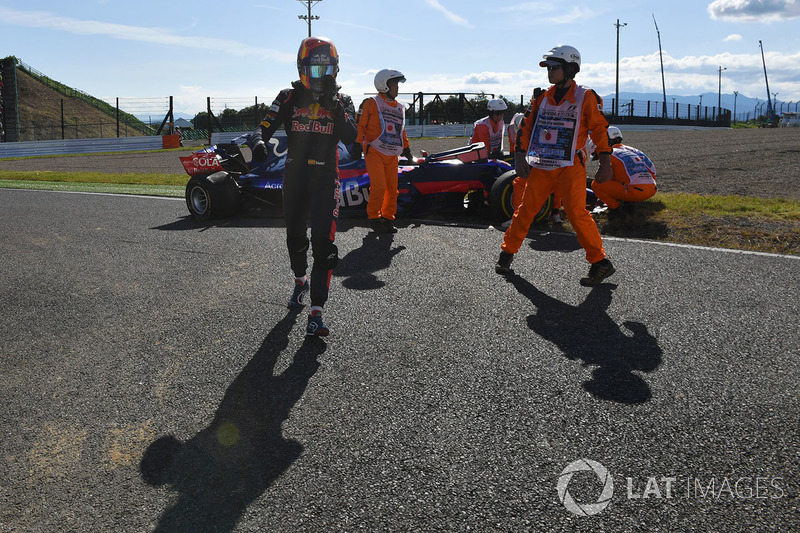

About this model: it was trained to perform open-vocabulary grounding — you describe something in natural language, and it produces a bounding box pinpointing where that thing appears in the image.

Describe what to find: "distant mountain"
[133,112,195,122]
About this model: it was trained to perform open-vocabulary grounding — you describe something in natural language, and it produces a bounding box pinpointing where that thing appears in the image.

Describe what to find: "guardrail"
[209,124,475,146]
[0,135,176,158]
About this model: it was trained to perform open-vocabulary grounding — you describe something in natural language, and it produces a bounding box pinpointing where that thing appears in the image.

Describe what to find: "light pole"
[614,19,627,117]
[759,40,773,120]
[672,97,676,119]
[733,91,738,124]
[772,92,779,114]
[653,15,668,118]
[717,66,726,111]
[297,0,322,37]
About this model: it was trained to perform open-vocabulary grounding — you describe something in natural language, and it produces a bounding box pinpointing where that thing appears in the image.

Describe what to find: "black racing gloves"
[350,142,362,160]
[321,75,342,116]
[252,141,268,162]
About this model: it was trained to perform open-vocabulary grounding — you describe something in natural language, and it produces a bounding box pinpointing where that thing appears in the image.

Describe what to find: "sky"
[2,0,800,117]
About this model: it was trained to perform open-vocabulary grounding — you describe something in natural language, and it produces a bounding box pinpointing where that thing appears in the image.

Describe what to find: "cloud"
[498,3,597,23]
[424,0,473,28]
[0,6,294,62]
[545,6,600,24]
[707,0,800,22]
[724,34,743,41]
[500,2,550,12]
[464,72,503,84]
[326,18,410,41]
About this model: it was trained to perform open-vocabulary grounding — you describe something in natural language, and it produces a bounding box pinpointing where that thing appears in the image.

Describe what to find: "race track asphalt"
[1,189,799,532]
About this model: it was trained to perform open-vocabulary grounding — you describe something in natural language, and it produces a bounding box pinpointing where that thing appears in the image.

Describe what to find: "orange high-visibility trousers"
[591,180,656,209]
[512,177,562,215]
[365,148,399,220]
[512,175,526,210]
[502,163,606,263]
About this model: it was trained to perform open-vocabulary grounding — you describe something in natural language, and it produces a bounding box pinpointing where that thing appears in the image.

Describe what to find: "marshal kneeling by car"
[179,134,555,223]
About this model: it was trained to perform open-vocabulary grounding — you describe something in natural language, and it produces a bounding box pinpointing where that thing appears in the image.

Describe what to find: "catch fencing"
[605,98,731,126]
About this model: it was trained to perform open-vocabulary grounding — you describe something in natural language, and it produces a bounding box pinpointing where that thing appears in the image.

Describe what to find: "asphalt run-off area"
[2,188,798,532]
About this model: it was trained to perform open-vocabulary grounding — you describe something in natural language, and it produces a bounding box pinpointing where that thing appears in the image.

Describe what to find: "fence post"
[254,96,259,130]
[207,97,213,147]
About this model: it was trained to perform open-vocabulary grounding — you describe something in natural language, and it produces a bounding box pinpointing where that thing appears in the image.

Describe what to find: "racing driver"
[251,36,357,336]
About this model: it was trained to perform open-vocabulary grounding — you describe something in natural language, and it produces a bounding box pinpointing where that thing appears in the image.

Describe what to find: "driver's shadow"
[505,274,662,404]
[335,232,406,290]
[140,309,324,532]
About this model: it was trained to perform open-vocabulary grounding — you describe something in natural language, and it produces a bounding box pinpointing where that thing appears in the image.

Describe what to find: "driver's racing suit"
[253,81,357,308]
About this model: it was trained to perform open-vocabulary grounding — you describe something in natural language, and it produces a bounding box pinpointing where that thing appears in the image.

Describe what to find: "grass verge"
[2,173,798,256]
[587,194,800,255]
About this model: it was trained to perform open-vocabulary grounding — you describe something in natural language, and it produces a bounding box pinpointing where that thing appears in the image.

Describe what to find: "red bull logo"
[292,120,334,135]
[292,103,333,120]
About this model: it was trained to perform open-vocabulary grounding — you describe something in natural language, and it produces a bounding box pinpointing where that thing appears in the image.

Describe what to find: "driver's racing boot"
[306,309,329,337]
[288,277,309,308]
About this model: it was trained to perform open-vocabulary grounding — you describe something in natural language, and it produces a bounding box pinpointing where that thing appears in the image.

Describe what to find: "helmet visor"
[540,59,565,70]
[301,63,337,79]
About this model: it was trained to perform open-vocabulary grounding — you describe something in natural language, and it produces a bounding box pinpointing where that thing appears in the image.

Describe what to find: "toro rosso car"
[180,134,554,223]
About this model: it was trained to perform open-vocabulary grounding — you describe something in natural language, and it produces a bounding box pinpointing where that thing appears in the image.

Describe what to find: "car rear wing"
[423,142,488,164]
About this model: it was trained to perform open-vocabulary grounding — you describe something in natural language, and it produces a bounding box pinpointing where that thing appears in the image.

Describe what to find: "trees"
[190,102,268,132]
[417,93,517,124]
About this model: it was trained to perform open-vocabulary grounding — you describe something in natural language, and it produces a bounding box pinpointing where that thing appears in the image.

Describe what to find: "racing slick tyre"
[185,172,242,220]
[489,170,552,223]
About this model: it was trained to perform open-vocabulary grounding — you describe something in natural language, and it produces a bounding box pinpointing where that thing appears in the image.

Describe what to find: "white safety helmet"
[607,126,623,143]
[374,69,406,93]
[512,112,524,129]
[540,45,581,73]
[487,98,508,112]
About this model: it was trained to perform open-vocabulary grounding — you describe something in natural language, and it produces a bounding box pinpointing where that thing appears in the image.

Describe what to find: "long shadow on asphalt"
[140,309,325,532]
[152,215,287,231]
[525,230,583,253]
[504,274,662,404]
[335,232,406,290]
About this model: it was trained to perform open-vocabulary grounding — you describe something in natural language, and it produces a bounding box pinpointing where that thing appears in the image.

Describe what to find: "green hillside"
[3,57,152,141]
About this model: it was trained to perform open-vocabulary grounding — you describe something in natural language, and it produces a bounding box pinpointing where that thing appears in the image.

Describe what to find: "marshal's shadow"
[505,274,662,404]
[140,309,324,532]
[335,232,406,290]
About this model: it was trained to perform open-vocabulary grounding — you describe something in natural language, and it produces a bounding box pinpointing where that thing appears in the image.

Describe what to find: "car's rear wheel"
[185,172,241,220]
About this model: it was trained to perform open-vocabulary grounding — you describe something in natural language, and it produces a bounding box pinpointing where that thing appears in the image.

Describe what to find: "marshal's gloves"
[401,147,413,160]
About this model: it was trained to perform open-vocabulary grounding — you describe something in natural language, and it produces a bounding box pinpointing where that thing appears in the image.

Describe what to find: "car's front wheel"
[489,170,553,223]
